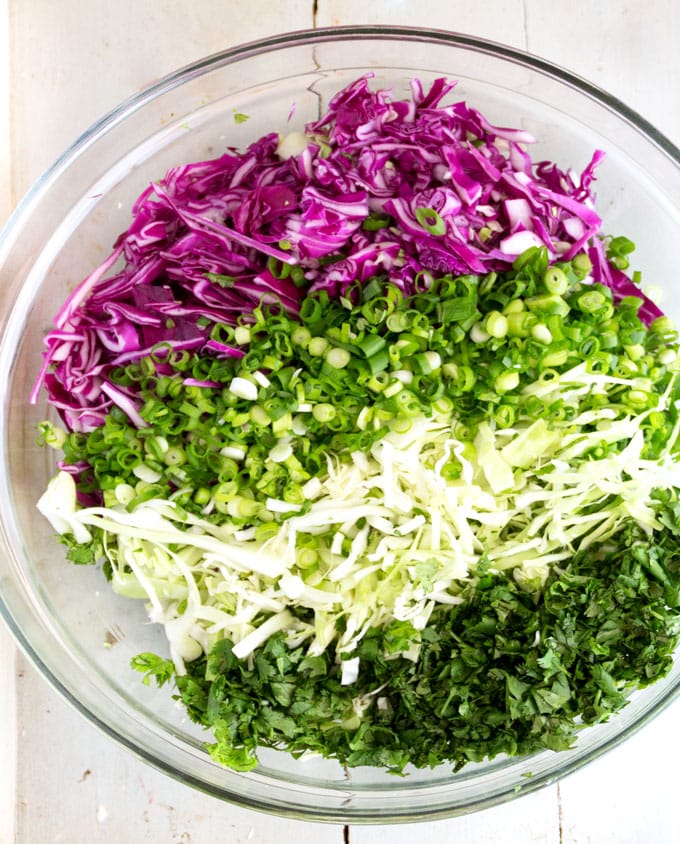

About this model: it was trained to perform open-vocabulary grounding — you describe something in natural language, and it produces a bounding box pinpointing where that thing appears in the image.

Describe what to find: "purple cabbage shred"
[33,74,656,432]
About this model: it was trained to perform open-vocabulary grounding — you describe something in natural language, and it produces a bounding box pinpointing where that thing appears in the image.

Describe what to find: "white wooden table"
[2,2,680,842]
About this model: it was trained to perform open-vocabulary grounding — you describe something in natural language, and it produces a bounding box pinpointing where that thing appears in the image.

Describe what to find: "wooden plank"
[1,5,18,842]
[349,787,561,844]
[0,625,17,844]
[7,0,315,193]
[0,0,10,223]
[316,0,528,44]
[524,0,680,146]
[558,703,680,844]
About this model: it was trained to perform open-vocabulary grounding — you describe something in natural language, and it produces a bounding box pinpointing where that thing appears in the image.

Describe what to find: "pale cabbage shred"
[39,361,680,678]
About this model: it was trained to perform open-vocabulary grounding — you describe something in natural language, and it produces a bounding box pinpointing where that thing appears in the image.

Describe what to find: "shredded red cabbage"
[32,75,660,432]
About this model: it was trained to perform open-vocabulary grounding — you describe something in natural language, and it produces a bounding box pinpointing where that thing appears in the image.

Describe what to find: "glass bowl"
[2,26,680,824]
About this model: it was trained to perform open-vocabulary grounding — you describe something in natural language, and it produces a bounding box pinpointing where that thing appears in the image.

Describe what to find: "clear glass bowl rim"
[2,24,680,824]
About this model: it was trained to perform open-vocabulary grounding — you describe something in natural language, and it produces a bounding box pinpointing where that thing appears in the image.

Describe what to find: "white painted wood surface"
[2,2,680,841]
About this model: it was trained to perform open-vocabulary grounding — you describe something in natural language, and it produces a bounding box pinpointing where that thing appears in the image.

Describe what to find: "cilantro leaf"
[130,653,175,687]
